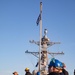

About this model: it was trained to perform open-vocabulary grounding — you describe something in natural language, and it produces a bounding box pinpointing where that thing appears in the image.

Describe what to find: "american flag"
[36,14,41,26]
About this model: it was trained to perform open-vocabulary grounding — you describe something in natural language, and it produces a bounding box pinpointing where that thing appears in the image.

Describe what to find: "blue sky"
[0,0,75,75]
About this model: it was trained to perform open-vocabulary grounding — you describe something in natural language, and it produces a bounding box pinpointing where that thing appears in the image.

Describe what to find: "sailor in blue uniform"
[48,58,64,75]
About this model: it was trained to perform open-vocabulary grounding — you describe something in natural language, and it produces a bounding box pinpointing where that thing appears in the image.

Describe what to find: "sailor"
[48,58,64,75]
[13,71,18,75]
[25,68,32,75]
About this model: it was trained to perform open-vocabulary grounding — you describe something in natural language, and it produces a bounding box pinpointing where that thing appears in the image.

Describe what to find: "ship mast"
[25,2,64,75]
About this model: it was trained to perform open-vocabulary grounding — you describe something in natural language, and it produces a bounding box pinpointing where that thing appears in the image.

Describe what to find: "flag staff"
[39,1,42,73]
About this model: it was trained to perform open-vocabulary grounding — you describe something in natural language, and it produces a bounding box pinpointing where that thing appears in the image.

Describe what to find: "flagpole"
[39,1,42,73]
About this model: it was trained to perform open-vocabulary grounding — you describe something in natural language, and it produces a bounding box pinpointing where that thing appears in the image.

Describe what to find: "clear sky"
[0,0,75,75]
